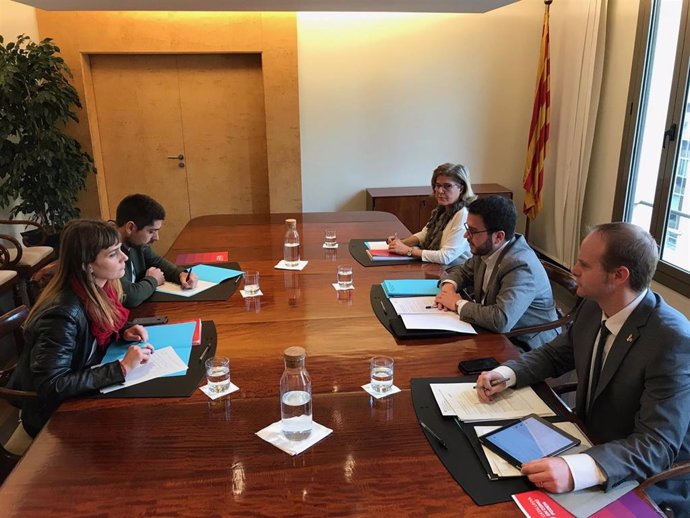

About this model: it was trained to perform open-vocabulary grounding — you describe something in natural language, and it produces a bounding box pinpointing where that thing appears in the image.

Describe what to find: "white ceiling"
[12,0,520,13]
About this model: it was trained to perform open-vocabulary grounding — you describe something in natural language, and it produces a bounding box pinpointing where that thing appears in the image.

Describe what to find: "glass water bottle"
[280,346,312,441]
[283,218,300,267]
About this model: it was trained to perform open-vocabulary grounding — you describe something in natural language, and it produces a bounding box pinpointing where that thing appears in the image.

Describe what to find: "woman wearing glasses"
[387,163,476,265]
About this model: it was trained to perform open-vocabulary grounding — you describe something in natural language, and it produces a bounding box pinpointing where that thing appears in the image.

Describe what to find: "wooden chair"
[552,382,690,517]
[0,221,56,306]
[505,259,582,339]
[0,305,36,483]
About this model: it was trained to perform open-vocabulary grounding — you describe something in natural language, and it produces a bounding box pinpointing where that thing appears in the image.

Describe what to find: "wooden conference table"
[1,212,544,517]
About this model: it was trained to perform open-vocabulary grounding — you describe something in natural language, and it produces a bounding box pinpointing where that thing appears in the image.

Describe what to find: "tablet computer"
[478,414,581,468]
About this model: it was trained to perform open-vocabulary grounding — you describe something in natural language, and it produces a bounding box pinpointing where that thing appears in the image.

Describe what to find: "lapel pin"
[626,334,633,343]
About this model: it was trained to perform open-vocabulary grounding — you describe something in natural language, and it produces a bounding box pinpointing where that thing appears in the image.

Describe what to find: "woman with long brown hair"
[8,219,153,437]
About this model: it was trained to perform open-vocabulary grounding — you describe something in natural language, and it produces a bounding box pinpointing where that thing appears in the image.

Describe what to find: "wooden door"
[90,53,269,254]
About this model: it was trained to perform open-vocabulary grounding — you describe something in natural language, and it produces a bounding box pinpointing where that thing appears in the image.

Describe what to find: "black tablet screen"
[483,417,577,465]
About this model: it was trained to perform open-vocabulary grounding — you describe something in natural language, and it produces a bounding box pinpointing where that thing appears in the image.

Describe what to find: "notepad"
[429,383,555,421]
[364,241,389,250]
[381,279,439,297]
[401,313,476,334]
[100,346,188,394]
[156,264,243,297]
[101,321,196,377]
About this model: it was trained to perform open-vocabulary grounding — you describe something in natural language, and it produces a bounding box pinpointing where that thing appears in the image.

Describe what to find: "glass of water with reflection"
[370,356,394,393]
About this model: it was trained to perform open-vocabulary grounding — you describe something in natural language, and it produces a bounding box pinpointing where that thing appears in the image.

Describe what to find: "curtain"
[527,0,608,268]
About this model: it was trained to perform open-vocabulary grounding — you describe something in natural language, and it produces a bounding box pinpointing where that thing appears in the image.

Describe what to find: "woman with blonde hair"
[8,219,153,437]
[388,163,476,265]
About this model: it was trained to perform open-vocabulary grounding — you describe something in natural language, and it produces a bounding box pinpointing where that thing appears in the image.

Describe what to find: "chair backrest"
[505,259,582,339]
[0,306,32,399]
[0,442,20,484]
[540,259,581,321]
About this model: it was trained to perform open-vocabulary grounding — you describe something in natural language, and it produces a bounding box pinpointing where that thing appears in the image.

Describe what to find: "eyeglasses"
[433,182,459,192]
[463,223,492,237]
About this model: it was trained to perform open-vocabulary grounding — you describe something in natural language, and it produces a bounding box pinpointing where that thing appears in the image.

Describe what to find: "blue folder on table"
[192,264,243,283]
[101,321,196,377]
[382,279,440,298]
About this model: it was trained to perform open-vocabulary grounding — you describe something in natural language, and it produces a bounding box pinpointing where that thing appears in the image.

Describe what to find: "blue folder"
[192,264,243,284]
[382,279,440,297]
[101,321,196,377]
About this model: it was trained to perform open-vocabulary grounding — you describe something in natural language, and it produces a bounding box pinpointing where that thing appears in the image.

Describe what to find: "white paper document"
[389,296,438,314]
[100,346,188,394]
[156,279,216,297]
[401,312,476,334]
[429,383,555,422]
[476,421,592,478]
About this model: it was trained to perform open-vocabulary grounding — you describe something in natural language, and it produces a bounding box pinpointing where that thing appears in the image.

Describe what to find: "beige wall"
[297,3,543,213]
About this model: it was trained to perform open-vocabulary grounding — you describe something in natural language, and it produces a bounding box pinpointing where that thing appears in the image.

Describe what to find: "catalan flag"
[523,2,551,221]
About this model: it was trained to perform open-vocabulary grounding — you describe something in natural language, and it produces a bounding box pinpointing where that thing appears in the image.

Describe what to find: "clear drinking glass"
[370,356,394,394]
[337,264,353,288]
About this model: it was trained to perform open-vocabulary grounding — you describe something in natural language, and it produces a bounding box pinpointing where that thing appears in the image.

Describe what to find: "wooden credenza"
[365,183,513,232]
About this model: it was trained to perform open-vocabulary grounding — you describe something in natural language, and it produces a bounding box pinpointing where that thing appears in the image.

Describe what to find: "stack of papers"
[389,296,476,334]
[366,249,415,261]
[364,241,389,250]
[100,346,188,394]
[156,264,243,297]
[430,382,555,421]
[381,279,439,297]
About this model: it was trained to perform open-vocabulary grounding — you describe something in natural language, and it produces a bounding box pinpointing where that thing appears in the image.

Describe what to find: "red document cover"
[513,491,575,518]
[175,251,228,265]
[180,319,202,346]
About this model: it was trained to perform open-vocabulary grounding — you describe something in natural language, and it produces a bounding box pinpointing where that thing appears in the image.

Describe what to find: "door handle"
[167,154,184,160]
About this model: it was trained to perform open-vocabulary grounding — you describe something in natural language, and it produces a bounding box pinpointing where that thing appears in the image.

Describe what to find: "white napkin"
[256,420,333,455]
[362,383,401,399]
[274,260,309,271]
[331,283,355,291]
[322,243,339,249]
[240,289,264,298]
[199,382,240,400]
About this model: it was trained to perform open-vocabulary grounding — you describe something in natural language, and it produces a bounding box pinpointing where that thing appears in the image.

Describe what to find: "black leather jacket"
[8,288,125,436]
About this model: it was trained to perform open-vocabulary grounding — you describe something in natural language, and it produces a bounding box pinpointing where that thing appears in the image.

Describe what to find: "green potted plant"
[0,34,95,246]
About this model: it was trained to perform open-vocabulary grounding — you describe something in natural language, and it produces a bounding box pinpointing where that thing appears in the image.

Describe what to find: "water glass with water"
[324,228,337,248]
[337,264,353,288]
[205,356,231,394]
[244,270,260,295]
[370,356,394,394]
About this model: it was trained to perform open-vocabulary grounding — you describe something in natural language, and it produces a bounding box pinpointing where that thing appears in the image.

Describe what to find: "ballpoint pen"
[473,377,509,389]
[420,421,448,449]
[379,300,387,315]
[184,266,193,282]
[234,274,242,284]
[198,344,210,363]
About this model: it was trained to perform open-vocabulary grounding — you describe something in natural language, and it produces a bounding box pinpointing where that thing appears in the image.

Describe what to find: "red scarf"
[70,278,129,350]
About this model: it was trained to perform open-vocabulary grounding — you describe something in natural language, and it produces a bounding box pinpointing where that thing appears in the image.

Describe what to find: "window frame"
[614,0,690,298]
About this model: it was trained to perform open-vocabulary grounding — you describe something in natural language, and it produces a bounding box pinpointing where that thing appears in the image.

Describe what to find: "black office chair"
[0,305,36,483]
[552,382,690,518]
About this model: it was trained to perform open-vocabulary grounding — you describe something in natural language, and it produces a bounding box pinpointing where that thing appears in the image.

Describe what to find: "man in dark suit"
[435,195,558,350]
[115,194,197,307]
[476,222,690,516]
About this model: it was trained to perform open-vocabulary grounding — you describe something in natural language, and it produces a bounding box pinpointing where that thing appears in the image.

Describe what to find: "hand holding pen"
[475,371,509,403]
[386,232,398,245]
[180,266,198,290]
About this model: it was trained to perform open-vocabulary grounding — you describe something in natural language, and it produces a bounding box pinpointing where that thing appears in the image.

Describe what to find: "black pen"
[420,421,448,449]
[184,266,193,282]
[198,344,210,363]
[472,377,509,389]
[379,300,387,315]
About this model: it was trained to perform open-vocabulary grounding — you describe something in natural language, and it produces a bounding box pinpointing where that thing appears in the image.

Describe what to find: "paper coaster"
[322,244,339,249]
[362,383,401,399]
[256,420,333,456]
[199,382,240,400]
[274,260,309,271]
[240,289,264,298]
[332,283,355,291]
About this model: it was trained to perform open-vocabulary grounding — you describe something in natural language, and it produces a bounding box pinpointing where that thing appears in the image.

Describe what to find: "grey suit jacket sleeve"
[143,246,183,282]
[121,246,184,308]
[441,256,476,289]
[458,257,540,333]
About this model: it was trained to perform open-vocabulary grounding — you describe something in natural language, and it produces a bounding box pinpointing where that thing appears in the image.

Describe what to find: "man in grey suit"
[476,223,690,516]
[435,195,558,350]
